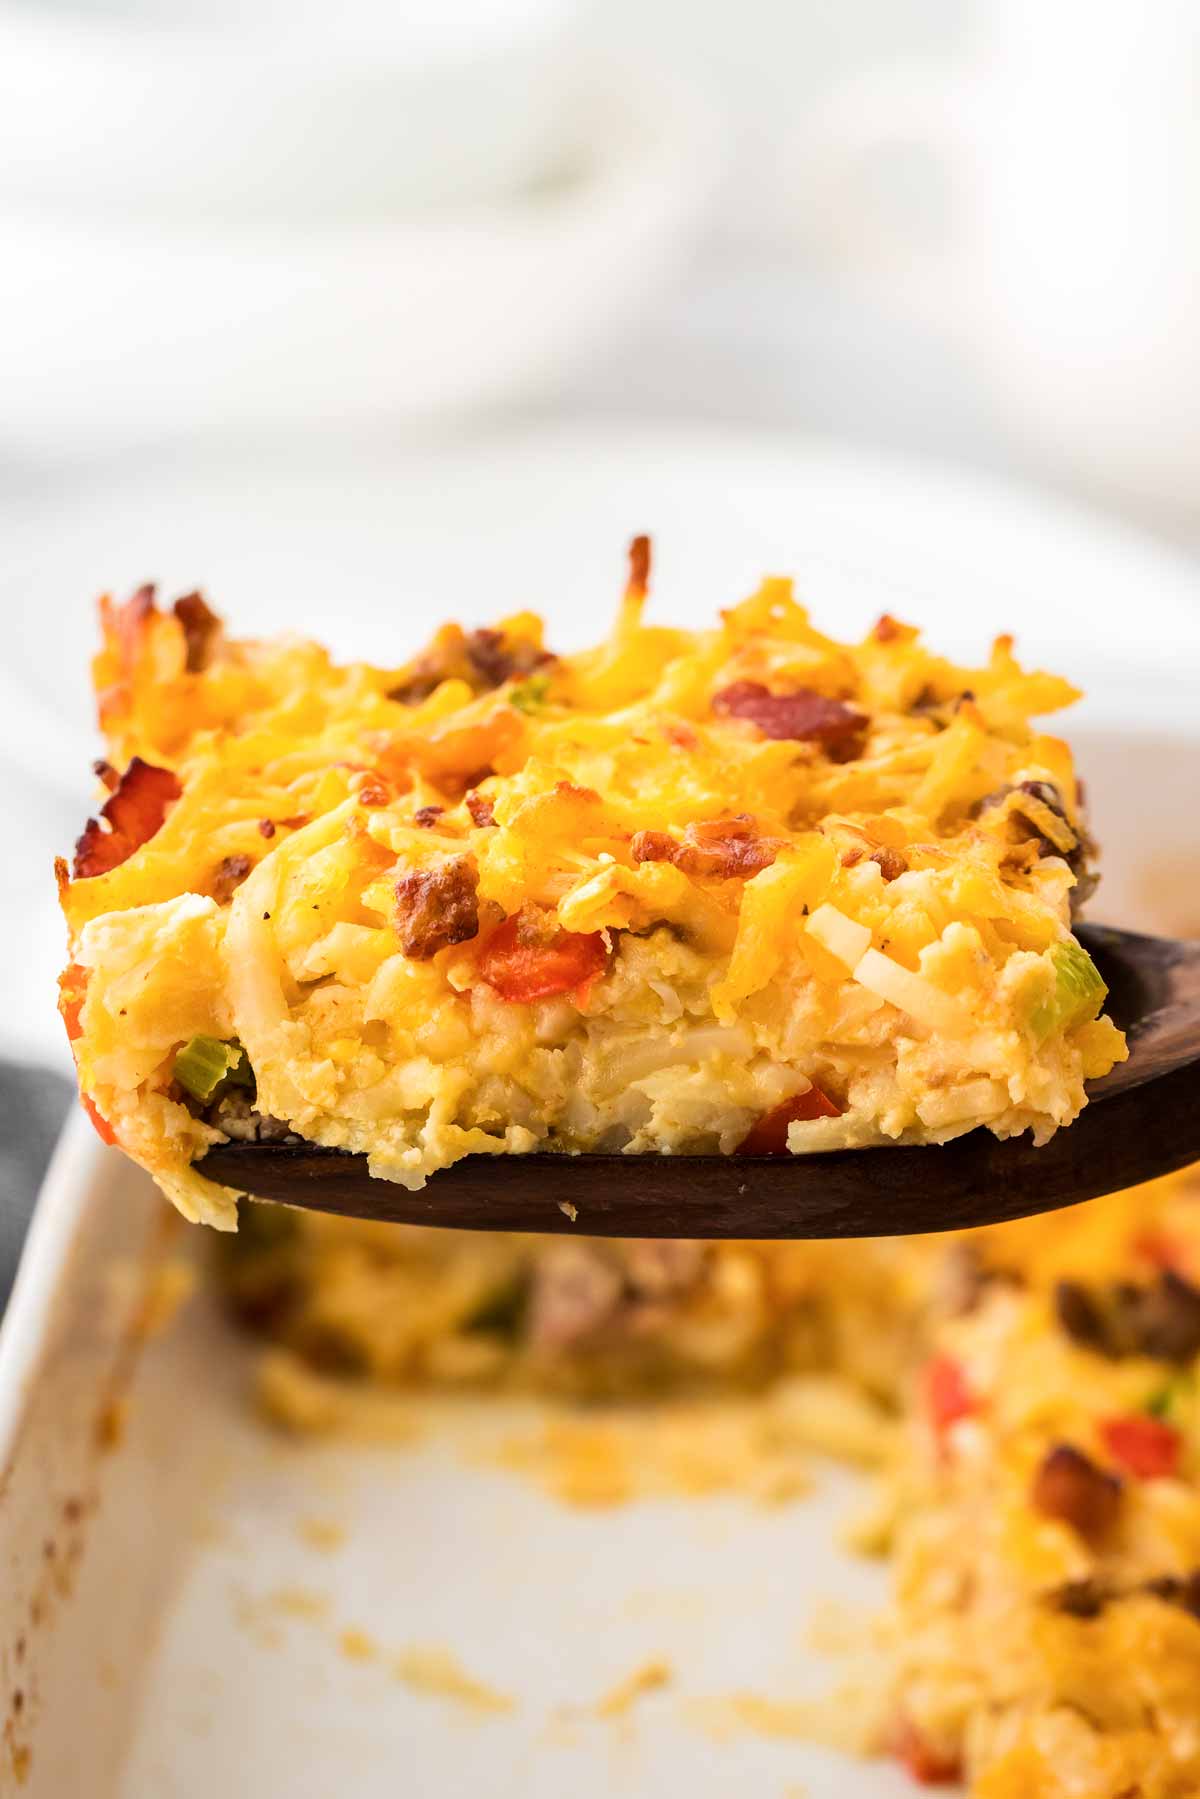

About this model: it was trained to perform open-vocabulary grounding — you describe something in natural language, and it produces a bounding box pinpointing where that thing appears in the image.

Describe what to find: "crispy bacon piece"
[631,829,677,865]
[1051,1571,1200,1620]
[172,592,221,672]
[872,846,908,882]
[632,816,781,880]
[477,914,607,1003]
[394,857,479,960]
[1133,1274,1200,1361]
[345,767,394,808]
[97,585,157,727]
[72,757,181,879]
[465,791,495,828]
[109,584,156,675]
[1050,1577,1108,1619]
[258,819,276,839]
[1145,1573,1200,1617]
[1032,1444,1122,1540]
[1054,1280,1112,1353]
[626,533,651,597]
[712,680,867,752]
[677,818,781,878]
[873,613,905,644]
[388,659,444,706]
[389,623,554,703]
[1055,1271,1200,1363]
[93,759,120,793]
[464,627,554,690]
[736,1084,841,1155]
[414,805,445,828]
[1100,1414,1182,1481]
[211,854,252,903]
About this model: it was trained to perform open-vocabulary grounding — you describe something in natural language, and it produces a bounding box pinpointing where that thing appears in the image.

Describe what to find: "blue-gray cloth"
[0,1062,73,1310]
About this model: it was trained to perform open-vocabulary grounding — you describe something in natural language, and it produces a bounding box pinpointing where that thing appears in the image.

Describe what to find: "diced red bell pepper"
[81,1094,117,1147]
[477,917,608,1004]
[736,1083,841,1154]
[58,963,117,1143]
[1100,1413,1181,1480]
[923,1353,976,1444]
[1134,1229,1187,1273]
[892,1716,963,1786]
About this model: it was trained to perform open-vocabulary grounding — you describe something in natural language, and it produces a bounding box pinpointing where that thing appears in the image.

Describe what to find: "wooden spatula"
[198,924,1200,1239]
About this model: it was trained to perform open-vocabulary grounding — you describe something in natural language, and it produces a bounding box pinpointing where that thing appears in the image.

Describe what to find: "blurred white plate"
[5,419,1198,1066]
[0,73,719,457]
[0,0,580,222]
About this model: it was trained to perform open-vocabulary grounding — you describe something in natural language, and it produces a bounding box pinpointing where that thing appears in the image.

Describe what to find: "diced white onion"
[852,947,966,1033]
[806,902,871,969]
[917,1078,1009,1128]
[226,866,289,1040]
[594,1023,755,1094]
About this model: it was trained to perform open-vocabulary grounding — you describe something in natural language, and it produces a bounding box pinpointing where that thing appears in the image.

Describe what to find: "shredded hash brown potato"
[58,543,1124,1226]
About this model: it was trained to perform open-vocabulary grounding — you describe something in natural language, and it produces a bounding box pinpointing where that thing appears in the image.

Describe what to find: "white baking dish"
[1,722,1196,1799]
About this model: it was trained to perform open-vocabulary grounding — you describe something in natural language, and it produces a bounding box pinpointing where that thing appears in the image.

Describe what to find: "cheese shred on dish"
[56,545,1125,1228]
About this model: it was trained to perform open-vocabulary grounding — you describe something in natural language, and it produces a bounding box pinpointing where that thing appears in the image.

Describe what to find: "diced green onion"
[1147,1371,1194,1422]
[509,673,551,715]
[173,1035,252,1102]
[1029,940,1108,1042]
[465,1274,529,1340]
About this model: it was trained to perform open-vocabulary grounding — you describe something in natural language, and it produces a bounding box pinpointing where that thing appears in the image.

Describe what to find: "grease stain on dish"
[296,1516,346,1553]
[682,1680,887,1756]
[487,1382,893,1510]
[268,1587,330,1622]
[338,1627,378,1663]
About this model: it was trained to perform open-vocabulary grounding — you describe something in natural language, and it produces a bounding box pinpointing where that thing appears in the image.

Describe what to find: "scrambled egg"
[57,545,1124,1227]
